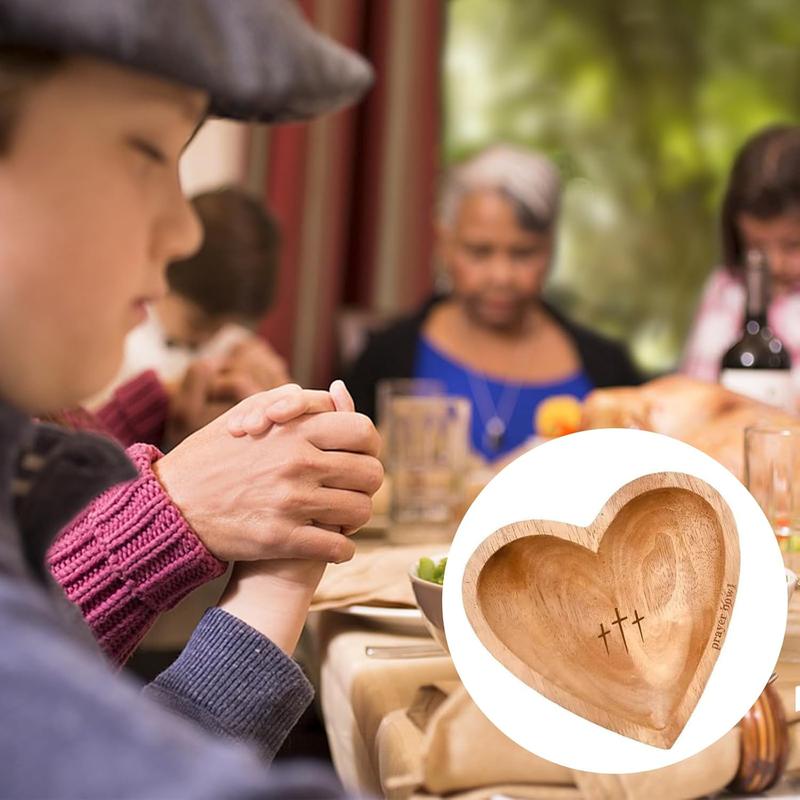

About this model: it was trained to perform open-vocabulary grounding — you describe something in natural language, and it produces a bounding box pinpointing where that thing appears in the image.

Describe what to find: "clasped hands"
[154,379,383,652]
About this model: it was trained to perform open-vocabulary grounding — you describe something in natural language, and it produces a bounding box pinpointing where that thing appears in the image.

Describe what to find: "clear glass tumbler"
[384,395,471,544]
[745,425,800,555]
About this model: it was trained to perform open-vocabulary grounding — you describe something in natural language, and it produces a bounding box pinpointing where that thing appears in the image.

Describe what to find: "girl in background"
[683,125,800,396]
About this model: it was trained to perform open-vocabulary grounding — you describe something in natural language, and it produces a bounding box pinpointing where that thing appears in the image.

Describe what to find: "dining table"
[136,510,800,799]
[302,523,800,800]
[138,375,800,798]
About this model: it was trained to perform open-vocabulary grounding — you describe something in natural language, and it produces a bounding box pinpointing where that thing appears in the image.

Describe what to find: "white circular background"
[443,429,787,773]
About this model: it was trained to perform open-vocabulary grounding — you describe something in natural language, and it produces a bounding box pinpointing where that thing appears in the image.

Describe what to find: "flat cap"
[0,0,374,122]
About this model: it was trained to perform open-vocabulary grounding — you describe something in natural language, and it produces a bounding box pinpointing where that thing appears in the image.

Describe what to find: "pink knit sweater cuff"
[95,370,170,447]
[48,442,226,665]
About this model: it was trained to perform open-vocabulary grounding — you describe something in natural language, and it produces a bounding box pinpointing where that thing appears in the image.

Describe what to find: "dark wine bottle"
[719,249,792,409]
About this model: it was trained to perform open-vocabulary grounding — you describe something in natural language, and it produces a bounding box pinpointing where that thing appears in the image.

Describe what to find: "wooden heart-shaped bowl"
[462,472,740,749]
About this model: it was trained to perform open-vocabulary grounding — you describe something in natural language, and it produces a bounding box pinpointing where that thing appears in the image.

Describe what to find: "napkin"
[377,681,749,800]
[311,543,444,611]
[419,682,574,795]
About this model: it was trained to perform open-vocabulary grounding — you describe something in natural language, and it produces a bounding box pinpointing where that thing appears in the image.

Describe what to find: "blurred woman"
[347,144,641,461]
[683,125,800,392]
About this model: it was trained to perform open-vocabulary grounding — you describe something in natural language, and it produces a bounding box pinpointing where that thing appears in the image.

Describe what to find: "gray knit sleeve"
[144,607,314,762]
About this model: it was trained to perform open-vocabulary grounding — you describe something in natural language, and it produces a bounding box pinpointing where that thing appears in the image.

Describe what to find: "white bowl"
[786,568,797,602]
[409,553,448,653]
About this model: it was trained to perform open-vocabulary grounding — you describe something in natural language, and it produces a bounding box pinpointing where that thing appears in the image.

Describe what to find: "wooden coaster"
[462,472,740,749]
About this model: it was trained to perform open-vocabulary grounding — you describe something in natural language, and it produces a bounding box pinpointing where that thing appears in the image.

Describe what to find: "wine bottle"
[719,249,792,410]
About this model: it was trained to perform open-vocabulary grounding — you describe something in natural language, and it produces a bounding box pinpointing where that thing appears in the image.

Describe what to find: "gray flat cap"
[0,0,374,122]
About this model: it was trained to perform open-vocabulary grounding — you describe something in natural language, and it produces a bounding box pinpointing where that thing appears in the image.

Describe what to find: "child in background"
[94,186,291,447]
[683,125,800,403]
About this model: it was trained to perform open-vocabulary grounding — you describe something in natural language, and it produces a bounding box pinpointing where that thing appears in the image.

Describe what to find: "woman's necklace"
[466,369,522,454]
[444,303,541,453]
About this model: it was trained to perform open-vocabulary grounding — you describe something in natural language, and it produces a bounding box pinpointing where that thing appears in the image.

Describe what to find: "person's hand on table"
[154,380,384,563]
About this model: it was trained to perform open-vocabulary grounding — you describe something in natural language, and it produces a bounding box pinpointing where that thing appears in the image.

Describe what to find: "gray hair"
[439,143,562,232]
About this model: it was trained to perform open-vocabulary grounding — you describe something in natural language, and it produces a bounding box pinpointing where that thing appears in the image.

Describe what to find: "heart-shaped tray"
[462,472,740,749]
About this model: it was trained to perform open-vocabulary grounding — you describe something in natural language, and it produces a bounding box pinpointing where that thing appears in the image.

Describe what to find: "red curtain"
[258,0,444,387]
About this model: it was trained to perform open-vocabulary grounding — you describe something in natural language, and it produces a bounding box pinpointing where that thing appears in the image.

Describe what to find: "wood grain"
[729,681,789,794]
[462,472,740,749]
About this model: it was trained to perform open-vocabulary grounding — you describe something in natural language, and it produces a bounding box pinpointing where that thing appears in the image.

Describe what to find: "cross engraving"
[631,609,645,642]
[611,607,629,653]
[597,622,611,654]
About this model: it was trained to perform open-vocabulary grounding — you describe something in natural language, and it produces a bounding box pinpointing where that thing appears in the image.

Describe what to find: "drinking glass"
[376,378,446,485]
[376,378,445,428]
[384,395,471,544]
[744,425,800,555]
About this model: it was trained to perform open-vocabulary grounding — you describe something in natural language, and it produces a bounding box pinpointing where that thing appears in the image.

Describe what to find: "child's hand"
[217,336,291,393]
[226,379,355,437]
[217,382,363,654]
[218,559,326,655]
[165,360,228,447]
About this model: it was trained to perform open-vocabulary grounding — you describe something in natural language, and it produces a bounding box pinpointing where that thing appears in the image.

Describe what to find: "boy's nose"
[172,195,204,262]
[156,192,204,266]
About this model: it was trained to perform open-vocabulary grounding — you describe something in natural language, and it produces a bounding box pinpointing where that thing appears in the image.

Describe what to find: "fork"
[365,643,445,659]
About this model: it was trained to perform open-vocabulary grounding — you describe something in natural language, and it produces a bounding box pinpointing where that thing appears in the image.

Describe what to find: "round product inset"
[443,429,786,773]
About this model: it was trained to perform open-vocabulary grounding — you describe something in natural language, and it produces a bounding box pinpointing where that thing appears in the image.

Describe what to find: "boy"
[0,0,376,796]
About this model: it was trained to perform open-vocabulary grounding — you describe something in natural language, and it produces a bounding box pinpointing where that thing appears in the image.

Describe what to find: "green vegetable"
[418,557,436,582]
[417,556,447,585]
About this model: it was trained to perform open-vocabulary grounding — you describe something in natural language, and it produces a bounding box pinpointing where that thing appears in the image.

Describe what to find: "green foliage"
[444,0,800,373]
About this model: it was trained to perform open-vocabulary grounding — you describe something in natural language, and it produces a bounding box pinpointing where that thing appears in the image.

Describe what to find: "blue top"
[414,336,594,461]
